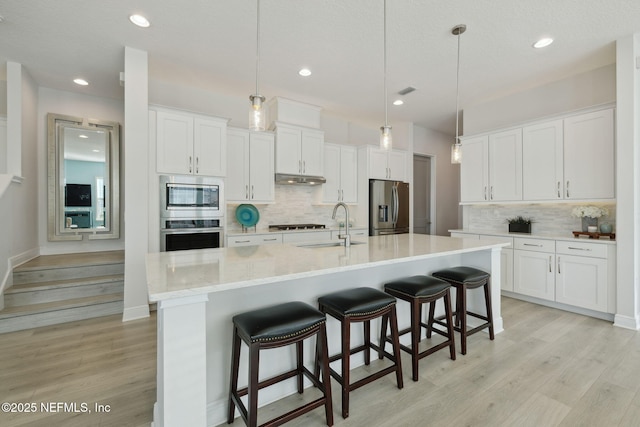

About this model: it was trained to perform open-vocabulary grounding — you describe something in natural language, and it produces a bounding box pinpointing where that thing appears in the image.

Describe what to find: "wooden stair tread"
[14,250,124,272]
[0,293,124,319]
[5,274,124,294]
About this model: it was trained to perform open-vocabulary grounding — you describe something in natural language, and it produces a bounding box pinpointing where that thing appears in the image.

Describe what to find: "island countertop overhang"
[146,234,508,302]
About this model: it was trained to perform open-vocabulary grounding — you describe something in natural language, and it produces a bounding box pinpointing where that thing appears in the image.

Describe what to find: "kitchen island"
[146,233,507,427]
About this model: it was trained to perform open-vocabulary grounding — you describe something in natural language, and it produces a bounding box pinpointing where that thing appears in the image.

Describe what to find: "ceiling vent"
[397,86,416,95]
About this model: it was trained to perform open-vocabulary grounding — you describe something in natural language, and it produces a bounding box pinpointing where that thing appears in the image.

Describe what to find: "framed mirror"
[47,113,120,241]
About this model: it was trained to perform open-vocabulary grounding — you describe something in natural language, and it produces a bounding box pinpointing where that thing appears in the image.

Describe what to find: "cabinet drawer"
[556,240,608,258]
[514,238,555,253]
[227,234,282,247]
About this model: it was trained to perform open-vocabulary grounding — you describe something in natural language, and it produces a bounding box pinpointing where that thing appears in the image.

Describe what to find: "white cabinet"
[555,241,609,312]
[522,120,564,200]
[323,144,358,203]
[226,128,275,203]
[274,123,324,176]
[331,228,367,241]
[227,233,282,247]
[156,109,227,176]
[461,129,522,203]
[363,146,407,181]
[563,109,615,200]
[513,238,555,301]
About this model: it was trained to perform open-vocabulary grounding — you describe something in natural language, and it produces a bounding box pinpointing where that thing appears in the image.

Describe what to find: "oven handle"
[160,227,224,235]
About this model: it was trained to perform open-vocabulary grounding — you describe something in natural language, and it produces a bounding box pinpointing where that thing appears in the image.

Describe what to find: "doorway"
[413,155,433,234]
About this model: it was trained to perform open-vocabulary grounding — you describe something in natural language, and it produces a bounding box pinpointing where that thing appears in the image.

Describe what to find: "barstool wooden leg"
[459,284,468,355]
[444,290,456,360]
[247,343,260,427]
[378,315,388,360]
[389,306,404,389]
[341,317,351,419]
[426,301,435,339]
[318,323,334,427]
[410,298,421,381]
[227,327,241,424]
[364,320,371,365]
[484,279,495,340]
[296,341,304,393]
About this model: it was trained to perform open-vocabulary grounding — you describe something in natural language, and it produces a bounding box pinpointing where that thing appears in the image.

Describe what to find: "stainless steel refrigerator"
[369,179,410,236]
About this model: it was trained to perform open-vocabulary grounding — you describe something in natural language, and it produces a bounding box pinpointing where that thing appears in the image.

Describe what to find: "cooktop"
[268,224,326,231]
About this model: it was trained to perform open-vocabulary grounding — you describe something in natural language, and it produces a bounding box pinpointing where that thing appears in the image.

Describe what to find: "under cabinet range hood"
[274,173,326,185]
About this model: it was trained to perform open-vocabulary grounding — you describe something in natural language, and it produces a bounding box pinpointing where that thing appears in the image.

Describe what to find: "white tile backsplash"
[462,203,616,235]
[226,185,360,233]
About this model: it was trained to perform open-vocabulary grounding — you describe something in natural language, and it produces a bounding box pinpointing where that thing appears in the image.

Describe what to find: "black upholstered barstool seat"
[383,275,456,381]
[318,287,403,419]
[431,266,494,355]
[228,301,333,427]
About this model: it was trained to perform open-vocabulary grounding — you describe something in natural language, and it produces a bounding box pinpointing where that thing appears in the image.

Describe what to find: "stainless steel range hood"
[274,173,326,185]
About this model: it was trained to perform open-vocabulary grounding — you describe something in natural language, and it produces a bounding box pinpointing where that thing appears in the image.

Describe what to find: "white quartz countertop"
[146,233,507,302]
[449,229,617,245]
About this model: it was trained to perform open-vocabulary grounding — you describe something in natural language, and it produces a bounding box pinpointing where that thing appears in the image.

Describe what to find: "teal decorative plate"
[235,204,260,227]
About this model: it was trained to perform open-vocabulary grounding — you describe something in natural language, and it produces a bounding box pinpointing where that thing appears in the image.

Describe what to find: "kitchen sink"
[297,241,366,248]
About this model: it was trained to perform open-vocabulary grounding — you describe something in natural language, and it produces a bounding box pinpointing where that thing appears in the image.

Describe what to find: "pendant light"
[451,24,466,164]
[380,0,392,151]
[249,0,266,131]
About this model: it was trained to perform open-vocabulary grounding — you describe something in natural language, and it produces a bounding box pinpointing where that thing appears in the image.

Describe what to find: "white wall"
[37,87,125,255]
[463,64,616,135]
[413,126,460,236]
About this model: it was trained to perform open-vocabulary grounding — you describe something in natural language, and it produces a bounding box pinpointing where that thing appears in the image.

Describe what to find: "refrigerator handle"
[392,184,399,225]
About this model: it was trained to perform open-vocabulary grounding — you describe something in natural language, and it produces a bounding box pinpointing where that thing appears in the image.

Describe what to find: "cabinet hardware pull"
[341,189,344,200]
[557,257,561,274]
[567,246,591,251]
[263,238,278,241]
[245,185,249,199]
[236,240,250,243]
[490,186,494,200]
[523,243,543,247]
[189,156,192,173]
[196,157,199,174]
[338,189,341,201]
[251,185,254,199]
[484,186,487,200]
[299,160,301,173]
[557,181,561,198]
[549,256,552,272]
[566,180,570,198]
[303,160,306,173]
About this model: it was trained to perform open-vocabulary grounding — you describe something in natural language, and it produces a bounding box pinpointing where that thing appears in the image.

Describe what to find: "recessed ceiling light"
[533,37,553,49]
[393,99,404,106]
[298,68,312,77]
[73,78,89,86]
[79,134,89,139]
[129,14,150,28]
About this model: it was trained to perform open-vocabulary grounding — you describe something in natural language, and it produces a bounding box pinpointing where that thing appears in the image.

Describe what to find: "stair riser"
[5,281,124,307]
[13,264,124,285]
[0,301,124,334]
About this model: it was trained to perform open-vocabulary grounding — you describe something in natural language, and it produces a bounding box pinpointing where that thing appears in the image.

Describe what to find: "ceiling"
[1,0,639,134]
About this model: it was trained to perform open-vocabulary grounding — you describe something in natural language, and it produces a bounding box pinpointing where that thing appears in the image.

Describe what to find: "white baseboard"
[122,304,151,322]
[1,247,39,295]
[613,313,640,330]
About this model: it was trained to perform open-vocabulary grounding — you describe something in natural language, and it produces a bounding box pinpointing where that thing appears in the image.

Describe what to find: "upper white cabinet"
[226,128,275,203]
[363,146,407,181]
[462,107,615,203]
[156,109,227,176]
[460,129,522,202]
[522,120,564,200]
[563,109,615,200]
[273,122,324,176]
[323,143,358,203]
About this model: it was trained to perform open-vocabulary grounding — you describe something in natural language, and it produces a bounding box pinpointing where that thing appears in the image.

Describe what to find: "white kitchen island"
[146,233,507,427]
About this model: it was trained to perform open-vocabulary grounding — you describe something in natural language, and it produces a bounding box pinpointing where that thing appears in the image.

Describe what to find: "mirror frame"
[47,113,120,241]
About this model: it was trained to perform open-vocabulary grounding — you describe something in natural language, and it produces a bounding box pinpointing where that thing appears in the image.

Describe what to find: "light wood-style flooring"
[1,297,639,427]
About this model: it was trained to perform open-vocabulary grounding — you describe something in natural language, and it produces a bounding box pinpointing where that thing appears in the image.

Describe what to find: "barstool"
[383,275,456,381]
[228,301,333,427]
[431,266,494,355]
[317,287,403,419]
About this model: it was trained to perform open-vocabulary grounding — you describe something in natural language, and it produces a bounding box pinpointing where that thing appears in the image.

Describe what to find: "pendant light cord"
[255,0,261,95]
[454,27,462,143]
[383,0,388,127]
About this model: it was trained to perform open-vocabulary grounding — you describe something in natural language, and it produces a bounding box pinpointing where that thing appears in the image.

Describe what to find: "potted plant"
[507,216,533,234]
[571,206,609,232]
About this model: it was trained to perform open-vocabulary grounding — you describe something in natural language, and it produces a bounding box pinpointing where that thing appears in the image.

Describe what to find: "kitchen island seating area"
[228,301,333,427]
[383,275,456,381]
[317,287,404,419]
[432,266,494,355]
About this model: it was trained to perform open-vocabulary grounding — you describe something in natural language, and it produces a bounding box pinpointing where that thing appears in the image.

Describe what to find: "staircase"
[0,250,124,334]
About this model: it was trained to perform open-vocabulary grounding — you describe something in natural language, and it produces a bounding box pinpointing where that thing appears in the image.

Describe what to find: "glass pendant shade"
[451,142,462,164]
[249,94,266,131]
[380,125,392,151]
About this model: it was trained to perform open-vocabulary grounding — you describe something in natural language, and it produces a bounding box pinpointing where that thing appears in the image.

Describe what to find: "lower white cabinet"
[514,248,555,301]
[227,234,282,247]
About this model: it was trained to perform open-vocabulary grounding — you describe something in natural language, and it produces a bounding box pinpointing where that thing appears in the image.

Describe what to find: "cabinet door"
[556,255,607,312]
[388,150,407,181]
[489,128,522,201]
[369,148,389,180]
[323,144,341,202]
[460,136,489,202]
[156,111,193,174]
[249,132,275,202]
[301,129,324,176]
[340,146,358,203]
[226,129,250,201]
[193,117,226,176]
[514,250,555,301]
[522,120,563,200]
[563,109,615,199]
[275,126,302,174]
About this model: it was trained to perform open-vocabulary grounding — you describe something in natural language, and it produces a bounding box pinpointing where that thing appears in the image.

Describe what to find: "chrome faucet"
[332,202,351,247]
